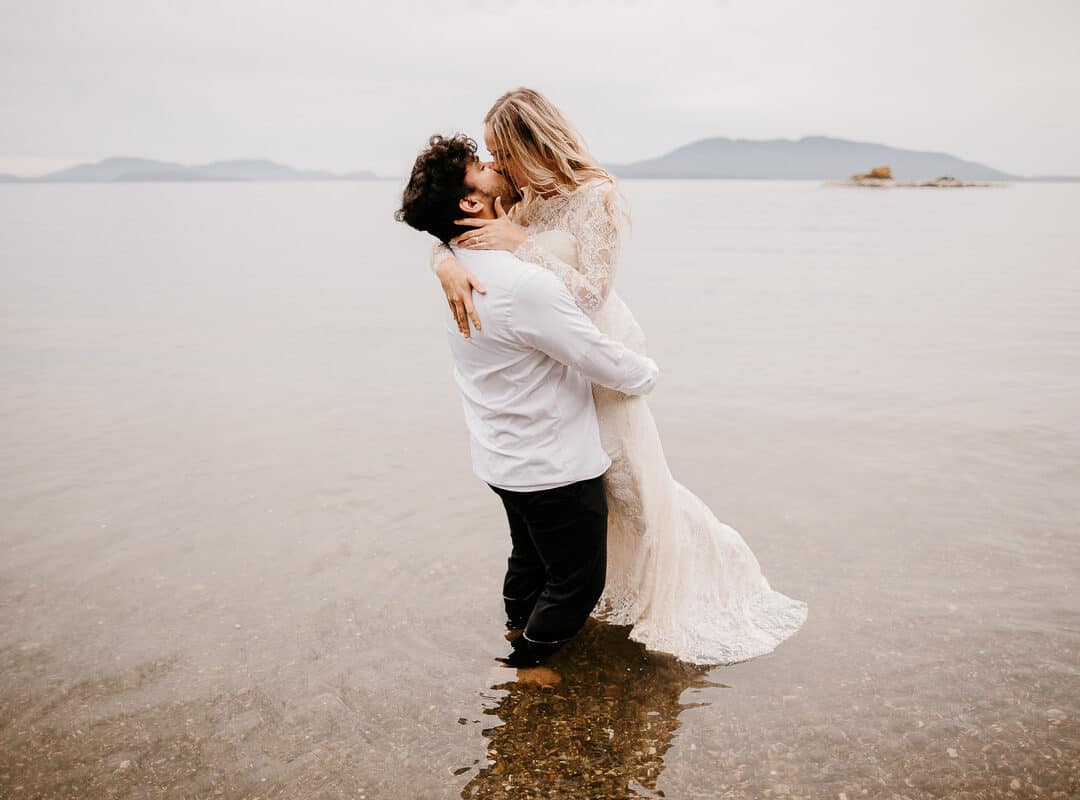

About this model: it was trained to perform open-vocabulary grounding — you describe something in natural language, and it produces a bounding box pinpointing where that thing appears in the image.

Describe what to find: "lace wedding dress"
[440,180,808,665]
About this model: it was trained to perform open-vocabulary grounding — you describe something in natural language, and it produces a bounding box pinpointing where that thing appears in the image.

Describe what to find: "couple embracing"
[396,88,807,668]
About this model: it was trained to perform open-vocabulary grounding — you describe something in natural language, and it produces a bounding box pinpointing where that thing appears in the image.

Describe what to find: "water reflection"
[460,620,724,800]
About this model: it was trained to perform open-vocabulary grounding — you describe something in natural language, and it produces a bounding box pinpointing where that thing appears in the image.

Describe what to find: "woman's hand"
[436,256,486,338]
[452,198,528,252]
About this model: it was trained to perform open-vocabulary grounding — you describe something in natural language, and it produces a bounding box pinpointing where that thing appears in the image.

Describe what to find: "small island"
[832,165,996,188]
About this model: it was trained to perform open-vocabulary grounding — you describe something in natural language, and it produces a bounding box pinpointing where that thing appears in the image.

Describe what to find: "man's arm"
[511,269,658,396]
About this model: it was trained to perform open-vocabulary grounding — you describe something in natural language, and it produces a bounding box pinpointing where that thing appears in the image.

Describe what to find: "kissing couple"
[396,87,807,667]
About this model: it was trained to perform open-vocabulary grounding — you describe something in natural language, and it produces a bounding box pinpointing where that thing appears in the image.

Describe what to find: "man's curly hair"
[395,134,478,244]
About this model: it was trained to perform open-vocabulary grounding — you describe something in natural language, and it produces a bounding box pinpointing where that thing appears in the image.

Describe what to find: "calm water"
[1,181,1077,799]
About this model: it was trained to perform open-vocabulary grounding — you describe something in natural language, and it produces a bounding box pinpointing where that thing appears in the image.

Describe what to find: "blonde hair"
[484,87,617,215]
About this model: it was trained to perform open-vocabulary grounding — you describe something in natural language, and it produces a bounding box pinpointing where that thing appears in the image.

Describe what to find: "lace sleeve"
[429,241,455,274]
[513,181,623,312]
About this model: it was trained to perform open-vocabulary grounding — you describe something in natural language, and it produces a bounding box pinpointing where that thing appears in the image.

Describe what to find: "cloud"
[1,0,1077,177]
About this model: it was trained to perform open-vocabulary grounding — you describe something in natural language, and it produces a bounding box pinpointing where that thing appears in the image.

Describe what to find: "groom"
[396,134,659,666]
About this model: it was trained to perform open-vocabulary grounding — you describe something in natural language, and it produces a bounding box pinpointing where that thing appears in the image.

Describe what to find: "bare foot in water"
[512,665,561,687]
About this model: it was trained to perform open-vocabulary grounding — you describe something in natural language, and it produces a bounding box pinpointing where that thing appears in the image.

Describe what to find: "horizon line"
[0,133,981,178]
[2,134,1078,181]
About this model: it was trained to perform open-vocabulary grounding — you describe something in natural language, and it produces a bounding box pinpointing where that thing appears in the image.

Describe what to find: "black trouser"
[489,475,608,660]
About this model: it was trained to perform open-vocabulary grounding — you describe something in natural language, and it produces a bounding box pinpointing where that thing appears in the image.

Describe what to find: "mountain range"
[0,157,379,183]
[607,136,1076,181]
[0,138,1076,182]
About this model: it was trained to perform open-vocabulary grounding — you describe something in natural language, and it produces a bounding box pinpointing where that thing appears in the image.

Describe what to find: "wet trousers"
[489,475,608,660]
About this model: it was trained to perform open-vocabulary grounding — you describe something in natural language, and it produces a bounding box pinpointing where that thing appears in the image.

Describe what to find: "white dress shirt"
[442,247,659,492]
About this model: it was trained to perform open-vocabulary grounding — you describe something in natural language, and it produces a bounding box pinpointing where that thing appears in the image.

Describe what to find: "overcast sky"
[2,0,1077,177]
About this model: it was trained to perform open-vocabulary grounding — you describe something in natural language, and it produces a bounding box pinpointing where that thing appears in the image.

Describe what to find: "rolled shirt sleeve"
[510,269,658,396]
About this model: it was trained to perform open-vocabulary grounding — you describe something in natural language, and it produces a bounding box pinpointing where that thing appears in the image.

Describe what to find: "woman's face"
[484,123,526,191]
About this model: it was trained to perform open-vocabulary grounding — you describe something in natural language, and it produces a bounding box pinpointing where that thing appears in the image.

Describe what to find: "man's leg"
[490,486,546,630]
[510,476,608,665]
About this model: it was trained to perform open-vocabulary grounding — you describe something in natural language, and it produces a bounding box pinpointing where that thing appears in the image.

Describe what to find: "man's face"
[461,160,516,219]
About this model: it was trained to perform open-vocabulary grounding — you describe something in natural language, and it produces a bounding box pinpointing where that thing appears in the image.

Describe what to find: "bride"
[434,87,807,665]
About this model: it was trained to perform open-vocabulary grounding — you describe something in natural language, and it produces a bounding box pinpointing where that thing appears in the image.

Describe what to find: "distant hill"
[188,159,350,181]
[3,140,1075,183]
[38,157,191,182]
[608,136,1076,181]
[18,157,381,183]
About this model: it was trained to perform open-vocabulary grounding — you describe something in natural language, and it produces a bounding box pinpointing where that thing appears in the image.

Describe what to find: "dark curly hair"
[395,134,478,244]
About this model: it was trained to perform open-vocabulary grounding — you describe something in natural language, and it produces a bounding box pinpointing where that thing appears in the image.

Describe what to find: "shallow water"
[0,180,1077,799]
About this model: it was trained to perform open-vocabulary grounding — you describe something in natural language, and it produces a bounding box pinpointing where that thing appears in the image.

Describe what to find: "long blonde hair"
[484,87,617,215]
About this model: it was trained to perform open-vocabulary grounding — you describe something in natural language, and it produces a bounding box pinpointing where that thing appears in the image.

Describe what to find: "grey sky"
[2,0,1077,177]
